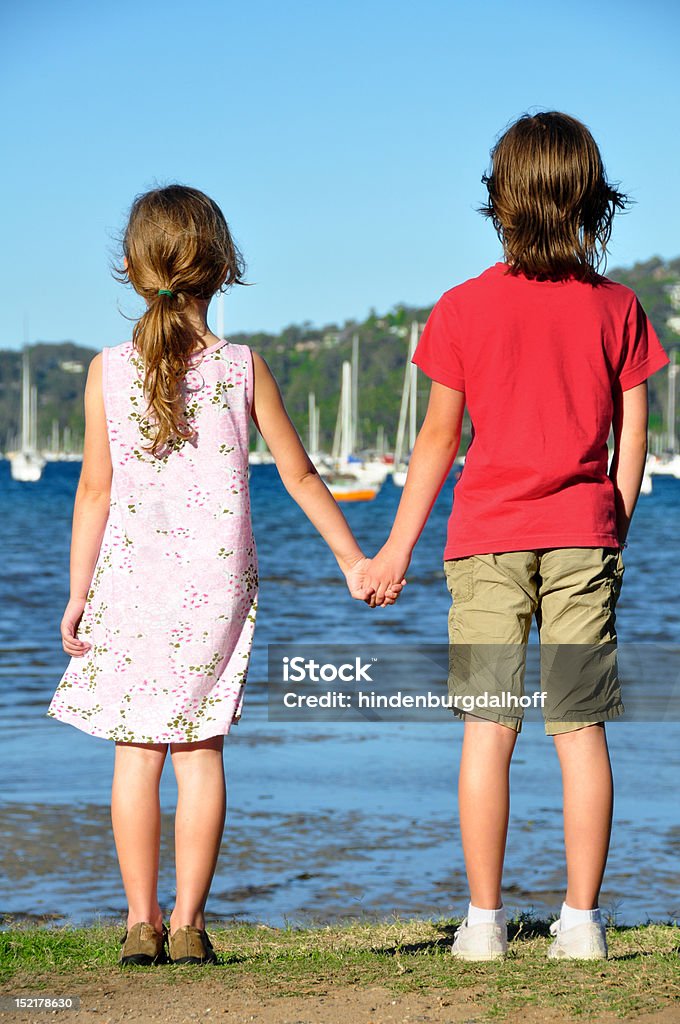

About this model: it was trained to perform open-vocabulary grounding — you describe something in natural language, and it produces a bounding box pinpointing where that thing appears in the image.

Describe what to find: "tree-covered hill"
[1,256,678,454]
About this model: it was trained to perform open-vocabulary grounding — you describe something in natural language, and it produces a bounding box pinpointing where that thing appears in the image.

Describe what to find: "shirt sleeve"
[618,296,670,392]
[412,291,465,393]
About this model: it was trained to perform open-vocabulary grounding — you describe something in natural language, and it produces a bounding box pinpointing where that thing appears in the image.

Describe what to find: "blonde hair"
[478,111,630,282]
[114,185,245,455]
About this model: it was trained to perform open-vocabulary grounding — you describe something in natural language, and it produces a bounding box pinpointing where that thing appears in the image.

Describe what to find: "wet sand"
[2,799,679,928]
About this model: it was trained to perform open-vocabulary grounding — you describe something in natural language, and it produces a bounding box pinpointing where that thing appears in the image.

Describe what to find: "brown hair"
[114,184,246,455]
[477,111,631,283]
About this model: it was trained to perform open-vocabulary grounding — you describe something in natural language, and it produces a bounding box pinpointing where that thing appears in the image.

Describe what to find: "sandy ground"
[1,971,678,1024]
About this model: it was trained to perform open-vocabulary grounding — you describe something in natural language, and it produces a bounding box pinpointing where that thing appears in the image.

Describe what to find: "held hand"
[342,556,404,605]
[61,597,92,658]
[365,543,411,608]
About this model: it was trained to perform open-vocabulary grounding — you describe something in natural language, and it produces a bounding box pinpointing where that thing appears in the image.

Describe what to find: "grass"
[0,915,679,1021]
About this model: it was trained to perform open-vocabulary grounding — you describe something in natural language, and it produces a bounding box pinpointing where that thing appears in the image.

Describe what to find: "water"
[0,461,678,927]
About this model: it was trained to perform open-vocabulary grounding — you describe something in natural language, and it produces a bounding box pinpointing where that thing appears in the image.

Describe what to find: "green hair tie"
[157,288,174,297]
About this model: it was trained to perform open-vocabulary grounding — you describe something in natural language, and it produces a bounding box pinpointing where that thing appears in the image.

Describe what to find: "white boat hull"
[10,450,46,482]
[340,459,390,487]
[648,453,680,478]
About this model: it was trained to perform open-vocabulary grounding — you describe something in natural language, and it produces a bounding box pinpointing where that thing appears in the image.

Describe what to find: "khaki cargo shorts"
[444,547,626,735]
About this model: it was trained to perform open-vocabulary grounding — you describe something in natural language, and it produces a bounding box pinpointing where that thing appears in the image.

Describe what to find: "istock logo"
[282,656,375,683]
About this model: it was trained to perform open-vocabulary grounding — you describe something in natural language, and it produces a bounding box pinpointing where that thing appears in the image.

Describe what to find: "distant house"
[59,360,85,374]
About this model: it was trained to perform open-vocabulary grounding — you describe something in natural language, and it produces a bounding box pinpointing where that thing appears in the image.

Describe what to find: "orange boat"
[326,474,379,502]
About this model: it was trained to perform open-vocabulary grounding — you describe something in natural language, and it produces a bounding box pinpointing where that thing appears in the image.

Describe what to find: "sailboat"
[9,347,46,482]
[392,321,419,488]
[307,391,328,473]
[326,361,381,501]
[647,354,680,478]
[347,333,392,487]
[329,335,391,490]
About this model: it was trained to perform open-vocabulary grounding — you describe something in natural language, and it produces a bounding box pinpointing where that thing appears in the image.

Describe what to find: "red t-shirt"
[413,261,670,559]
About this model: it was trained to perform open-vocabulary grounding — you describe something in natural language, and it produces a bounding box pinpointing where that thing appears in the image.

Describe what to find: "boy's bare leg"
[169,735,226,933]
[553,723,613,909]
[458,717,518,908]
[111,742,168,934]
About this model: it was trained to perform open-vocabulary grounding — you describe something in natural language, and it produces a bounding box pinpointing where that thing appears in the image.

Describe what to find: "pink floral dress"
[47,337,258,743]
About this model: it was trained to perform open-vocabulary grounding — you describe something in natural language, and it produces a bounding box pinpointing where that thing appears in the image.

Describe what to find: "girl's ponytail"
[131,290,200,454]
[115,185,246,456]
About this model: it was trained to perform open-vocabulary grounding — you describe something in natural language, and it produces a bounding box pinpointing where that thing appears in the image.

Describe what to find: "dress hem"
[45,709,238,744]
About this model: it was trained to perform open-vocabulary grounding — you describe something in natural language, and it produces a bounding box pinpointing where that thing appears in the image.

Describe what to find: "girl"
[46,184,401,966]
[366,112,669,960]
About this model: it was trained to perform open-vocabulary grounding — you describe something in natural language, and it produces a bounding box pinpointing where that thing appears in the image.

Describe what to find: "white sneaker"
[548,919,608,960]
[451,916,508,961]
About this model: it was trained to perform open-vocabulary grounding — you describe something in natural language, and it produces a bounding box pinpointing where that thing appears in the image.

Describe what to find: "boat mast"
[308,392,319,456]
[394,330,412,467]
[30,384,38,451]
[341,360,352,463]
[351,334,359,453]
[332,389,342,460]
[21,348,31,451]
[667,350,678,453]
[408,321,418,451]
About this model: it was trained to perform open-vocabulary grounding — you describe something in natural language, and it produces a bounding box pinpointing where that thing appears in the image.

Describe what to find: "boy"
[367,111,670,960]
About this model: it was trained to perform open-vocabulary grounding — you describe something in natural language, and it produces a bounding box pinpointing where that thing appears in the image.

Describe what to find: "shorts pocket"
[612,548,625,601]
[444,558,474,604]
[603,546,625,609]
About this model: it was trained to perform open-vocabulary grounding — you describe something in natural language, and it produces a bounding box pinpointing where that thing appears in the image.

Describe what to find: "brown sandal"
[168,925,218,964]
[119,922,169,966]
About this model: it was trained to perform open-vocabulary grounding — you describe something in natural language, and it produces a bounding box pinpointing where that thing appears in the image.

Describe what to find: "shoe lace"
[549,920,560,937]
[453,916,468,939]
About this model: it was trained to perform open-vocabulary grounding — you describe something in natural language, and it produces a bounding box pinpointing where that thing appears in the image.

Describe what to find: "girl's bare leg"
[553,723,613,909]
[111,741,168,934]
[458,718,518,908]
[169,735,226,933]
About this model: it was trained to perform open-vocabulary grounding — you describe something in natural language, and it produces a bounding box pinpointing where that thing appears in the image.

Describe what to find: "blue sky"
[1,0,679,350]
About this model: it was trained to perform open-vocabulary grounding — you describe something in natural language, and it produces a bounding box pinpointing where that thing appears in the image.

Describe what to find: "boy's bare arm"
[367,382,465,605]
[609,381,649,544]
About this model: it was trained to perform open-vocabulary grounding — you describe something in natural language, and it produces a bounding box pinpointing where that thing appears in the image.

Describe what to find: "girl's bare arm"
[61,353,112,656]
[366,381,465,605]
